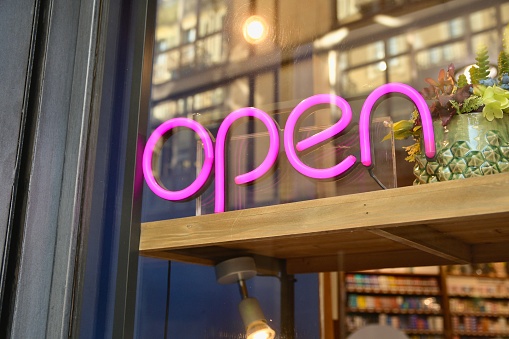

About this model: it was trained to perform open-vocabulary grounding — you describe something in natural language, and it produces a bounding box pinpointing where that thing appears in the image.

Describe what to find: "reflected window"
[150,81,243,129]
[472,30,500,55]
[337,0,450,25]
[503,3,509,23]
[387,35,407,56]
[388,55,410,83]
[347,41,385,67]
[470,7,497,33]
[153,0,228,84]
[415,41,466,69]
[413,19,464,49]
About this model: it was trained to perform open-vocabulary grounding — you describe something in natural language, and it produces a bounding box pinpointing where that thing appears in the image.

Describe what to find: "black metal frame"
[112,0,157,337]
[0,0,113,337]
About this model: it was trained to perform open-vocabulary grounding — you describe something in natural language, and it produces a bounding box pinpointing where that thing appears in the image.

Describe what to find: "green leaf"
[473,84,486,96]
[470,66,480,85]
[462,95,483,113]
[498,51,509,80]
[382,119,414,141]
[483,102,503,121]
[475,44,490,80]
[457,74,469,87]
[450,100,461,113]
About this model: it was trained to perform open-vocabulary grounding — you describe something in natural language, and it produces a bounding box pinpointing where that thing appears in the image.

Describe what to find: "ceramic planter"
[413,113,509,184]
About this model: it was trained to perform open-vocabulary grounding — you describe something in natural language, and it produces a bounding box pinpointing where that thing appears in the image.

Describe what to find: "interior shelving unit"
[447,274,509,338]
[140,172,509,274]
[344,271,445,338]
[339,268,509,339]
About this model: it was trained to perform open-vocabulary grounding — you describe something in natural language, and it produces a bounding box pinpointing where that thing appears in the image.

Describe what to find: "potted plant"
[387,35,509,185]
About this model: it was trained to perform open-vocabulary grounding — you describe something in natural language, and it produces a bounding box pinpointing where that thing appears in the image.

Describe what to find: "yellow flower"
[480,86,509,121]
[403,142,421,162]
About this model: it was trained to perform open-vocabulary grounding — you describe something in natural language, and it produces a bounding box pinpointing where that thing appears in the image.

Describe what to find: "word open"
[143,83,435,213]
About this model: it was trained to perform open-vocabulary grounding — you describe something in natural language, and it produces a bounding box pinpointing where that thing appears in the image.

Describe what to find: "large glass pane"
[135,1,509,339]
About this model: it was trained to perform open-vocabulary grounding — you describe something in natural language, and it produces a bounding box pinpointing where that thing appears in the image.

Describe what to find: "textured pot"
[413,113,509,185]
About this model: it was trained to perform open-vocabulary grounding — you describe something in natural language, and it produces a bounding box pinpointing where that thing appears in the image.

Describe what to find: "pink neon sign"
[142,83,436,213]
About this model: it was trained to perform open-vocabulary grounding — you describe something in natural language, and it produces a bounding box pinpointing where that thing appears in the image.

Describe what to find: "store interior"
[325,263,509,339]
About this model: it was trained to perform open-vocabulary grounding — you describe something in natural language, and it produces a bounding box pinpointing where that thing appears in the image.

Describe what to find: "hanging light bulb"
[239,298,276,339]
[243,16,269,44]
[247,321,276,339]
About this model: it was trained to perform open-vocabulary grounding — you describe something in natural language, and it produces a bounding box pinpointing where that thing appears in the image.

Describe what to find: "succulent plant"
[421,64,474,126]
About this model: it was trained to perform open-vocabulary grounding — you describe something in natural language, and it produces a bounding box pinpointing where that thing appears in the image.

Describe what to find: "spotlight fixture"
[243,15,269,44]
[215,257,276,339]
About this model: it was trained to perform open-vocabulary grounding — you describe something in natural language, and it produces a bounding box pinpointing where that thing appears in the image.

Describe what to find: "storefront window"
[135,0,509,338]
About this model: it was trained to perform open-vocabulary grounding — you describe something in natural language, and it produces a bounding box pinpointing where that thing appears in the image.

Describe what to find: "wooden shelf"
[448,274,509,280]
[448,294,509,299]
[347,328,443,336]
[404,329,443,335]
[140,173,509,274]
[451,312,509,317]
[348,307,441,315]
[346,287,440,295]
[453,330,509,336]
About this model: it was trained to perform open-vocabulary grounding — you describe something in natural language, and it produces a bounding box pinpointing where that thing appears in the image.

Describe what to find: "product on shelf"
[447,275,509,298]
[446,264,509,339]
[346,314,443,332]
[449,298,509,315]
[348,294,441,312]
[345,272,444,339]
[344,267,509,339]
[346,273,440,294]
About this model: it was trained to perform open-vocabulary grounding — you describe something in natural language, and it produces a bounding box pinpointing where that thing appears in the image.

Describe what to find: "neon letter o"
[142,117,214,201]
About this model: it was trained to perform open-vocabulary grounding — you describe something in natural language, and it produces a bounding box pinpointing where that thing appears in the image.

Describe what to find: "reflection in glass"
[387,35,408,56]
[471,30,500,58]
[341,65,386,97]
[415,41,466,70]
[138,0,509,337]
[152,0,228,83]
[469,7,497,33]
[413,19,463,49]
[503,3,509,23]
[388,56,410,83]
[348,41,385,67]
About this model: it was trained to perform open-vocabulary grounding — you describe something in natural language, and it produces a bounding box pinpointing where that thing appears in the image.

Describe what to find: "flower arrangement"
[388,27,509,163]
